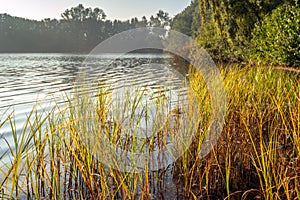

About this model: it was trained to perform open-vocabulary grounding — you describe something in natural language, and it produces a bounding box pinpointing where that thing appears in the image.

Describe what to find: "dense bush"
[251,3,300,67]
[171,0,300,66]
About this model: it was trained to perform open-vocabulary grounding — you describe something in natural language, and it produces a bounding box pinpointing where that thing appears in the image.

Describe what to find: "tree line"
[0,4,171,53]
[171,0,299,67]
[1,2,299,67]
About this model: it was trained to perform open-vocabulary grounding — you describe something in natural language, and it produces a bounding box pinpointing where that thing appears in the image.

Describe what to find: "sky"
[0,0,192,21]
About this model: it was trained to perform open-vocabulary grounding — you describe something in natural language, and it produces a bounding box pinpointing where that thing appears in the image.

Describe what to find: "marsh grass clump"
[174,65,300,199]
[0,65,299,200]
[0,78,195,199]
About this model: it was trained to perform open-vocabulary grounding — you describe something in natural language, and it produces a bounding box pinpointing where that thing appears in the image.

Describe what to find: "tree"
[141,16,148,27]
[251,3,300,67]
[149,10,171,28]
[188,0,288,62]
[0,5,171,53]
[61,4,106,22]
[171,1,198,36]
[90,8,107,21]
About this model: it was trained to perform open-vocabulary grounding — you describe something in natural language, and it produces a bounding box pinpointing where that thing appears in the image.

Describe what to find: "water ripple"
[0,53,188,156]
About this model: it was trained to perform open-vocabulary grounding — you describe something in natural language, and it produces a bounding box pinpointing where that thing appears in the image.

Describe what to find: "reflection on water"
[0,53,187,158]
[0,54,82,109]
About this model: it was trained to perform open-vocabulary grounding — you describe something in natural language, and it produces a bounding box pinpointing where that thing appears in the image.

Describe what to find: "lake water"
[0,53,188,158]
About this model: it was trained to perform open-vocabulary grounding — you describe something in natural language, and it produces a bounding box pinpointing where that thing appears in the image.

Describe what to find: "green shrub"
[251,3,300,67]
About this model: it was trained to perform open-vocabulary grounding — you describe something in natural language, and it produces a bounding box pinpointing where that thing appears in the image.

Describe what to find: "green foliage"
[171,1,198,36]
[194,0,287,62]
[171,0,294,63]
[251,3,300,67]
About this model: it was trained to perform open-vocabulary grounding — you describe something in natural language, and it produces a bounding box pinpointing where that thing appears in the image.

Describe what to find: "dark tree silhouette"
[0,4,169,53]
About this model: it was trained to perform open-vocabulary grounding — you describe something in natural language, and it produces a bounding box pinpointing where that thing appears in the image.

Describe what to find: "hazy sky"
[0,0,192,21]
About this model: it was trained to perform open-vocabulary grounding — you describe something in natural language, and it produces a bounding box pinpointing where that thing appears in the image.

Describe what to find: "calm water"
[0,53,187,157]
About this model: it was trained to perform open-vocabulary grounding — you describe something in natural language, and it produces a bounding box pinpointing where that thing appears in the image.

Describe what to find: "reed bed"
[176,65,300,199]
[0,65,299,199]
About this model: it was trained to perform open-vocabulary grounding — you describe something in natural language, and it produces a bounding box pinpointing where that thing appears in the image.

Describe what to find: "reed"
[0,64,299,199]
[175,65,299,199]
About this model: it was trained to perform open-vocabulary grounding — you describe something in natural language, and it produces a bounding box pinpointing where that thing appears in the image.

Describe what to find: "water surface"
[0,53,187,157]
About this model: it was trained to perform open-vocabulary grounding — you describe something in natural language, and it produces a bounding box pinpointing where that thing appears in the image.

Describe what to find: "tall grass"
[176,65,300,199]
[0,65,299,199]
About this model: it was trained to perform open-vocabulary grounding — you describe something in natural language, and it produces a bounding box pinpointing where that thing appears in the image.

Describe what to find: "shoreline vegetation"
[0,64,299,199]
[1,0,300,199]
